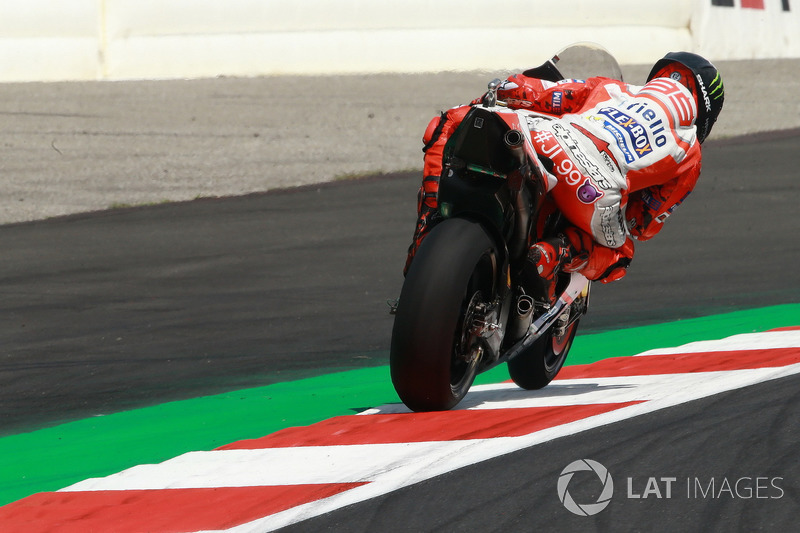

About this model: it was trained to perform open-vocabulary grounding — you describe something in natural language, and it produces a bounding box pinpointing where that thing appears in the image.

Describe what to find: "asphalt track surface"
[3,128,799,435]
[1,128,799,529]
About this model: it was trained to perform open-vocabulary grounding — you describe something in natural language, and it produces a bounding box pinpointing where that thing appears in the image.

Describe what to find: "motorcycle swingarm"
[502,272,590,363]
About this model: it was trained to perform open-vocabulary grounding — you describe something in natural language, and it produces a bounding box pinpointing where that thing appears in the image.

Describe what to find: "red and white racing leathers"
[413,73,702,282]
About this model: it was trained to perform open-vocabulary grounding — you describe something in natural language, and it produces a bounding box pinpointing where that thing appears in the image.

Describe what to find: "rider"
[405,51,724,300]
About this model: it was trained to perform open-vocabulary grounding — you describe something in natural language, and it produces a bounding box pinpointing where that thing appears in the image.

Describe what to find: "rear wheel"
[507,315,579,390]
[390,218,497,411]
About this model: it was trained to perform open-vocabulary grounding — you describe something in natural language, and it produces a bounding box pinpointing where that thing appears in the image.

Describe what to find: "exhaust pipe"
[504,129,524,148]
[504,128,533,259]
[508,294,535,341]
[504,129,525,165]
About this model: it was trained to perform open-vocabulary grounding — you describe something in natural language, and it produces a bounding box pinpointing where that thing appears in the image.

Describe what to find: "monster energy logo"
[708,72,724,101]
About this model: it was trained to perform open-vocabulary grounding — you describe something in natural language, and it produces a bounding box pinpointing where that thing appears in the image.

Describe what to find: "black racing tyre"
[507,316,579,390]
[390,218,497,412]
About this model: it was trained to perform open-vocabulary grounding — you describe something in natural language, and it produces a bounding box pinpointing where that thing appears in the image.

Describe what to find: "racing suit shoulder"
[582,79,699,192]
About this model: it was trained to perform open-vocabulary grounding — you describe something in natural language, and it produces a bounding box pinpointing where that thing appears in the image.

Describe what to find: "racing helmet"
[647,52,724,143]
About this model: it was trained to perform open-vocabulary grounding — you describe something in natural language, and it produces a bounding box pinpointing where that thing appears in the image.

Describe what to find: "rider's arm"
[625,159,702,241]
[494,74,602,115]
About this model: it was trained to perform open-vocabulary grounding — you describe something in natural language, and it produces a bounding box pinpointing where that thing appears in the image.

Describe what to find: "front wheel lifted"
[390,218,497,411]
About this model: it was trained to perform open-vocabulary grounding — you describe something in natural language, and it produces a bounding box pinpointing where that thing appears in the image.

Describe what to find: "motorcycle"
[390,43,624,412]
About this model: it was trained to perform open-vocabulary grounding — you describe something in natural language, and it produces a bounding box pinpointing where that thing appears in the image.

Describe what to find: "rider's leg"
[528,226,633,302]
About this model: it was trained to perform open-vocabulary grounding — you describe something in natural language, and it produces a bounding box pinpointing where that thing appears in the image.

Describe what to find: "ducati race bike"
[390,44,624,411]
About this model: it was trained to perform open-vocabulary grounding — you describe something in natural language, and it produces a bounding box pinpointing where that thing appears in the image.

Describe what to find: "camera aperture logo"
[557,459,614,516]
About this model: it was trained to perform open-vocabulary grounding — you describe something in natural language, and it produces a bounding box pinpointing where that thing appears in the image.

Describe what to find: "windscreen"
[549,42,624,82]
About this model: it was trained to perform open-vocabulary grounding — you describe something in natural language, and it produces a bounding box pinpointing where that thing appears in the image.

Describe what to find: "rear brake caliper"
[470,301,501,338]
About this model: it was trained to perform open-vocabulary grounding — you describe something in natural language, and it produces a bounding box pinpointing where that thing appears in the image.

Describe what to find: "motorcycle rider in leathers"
[404,52,725,302]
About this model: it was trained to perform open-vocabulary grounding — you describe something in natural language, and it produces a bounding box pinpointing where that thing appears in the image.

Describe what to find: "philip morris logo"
[557,459,614,516]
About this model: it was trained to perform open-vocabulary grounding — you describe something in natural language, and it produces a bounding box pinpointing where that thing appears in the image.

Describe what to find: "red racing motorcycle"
[390,44,624,411]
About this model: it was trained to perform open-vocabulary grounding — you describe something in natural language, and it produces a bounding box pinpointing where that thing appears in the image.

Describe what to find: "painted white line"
[51,331,800,533]
[61,364,800,533]
[636,330,800,356]
[62,441,470,491]
[215,363,800,532]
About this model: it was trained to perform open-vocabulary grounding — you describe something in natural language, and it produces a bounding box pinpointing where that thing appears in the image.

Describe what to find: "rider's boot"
[527,228,592,304]
[527,235,573,306]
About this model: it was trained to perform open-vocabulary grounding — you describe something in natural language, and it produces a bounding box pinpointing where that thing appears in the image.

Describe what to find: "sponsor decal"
[708,72,725,101]
[596,108,653,163]
[619,103,669,148]
[552,123,612,190]
[552,91,563,114]
[695,74,713,113]
[597,102,674,162]
[504,98,533,109]
[640,189,662,211]
[599,119,636,164]
[571,122,621,172]
[597,205,620,247]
